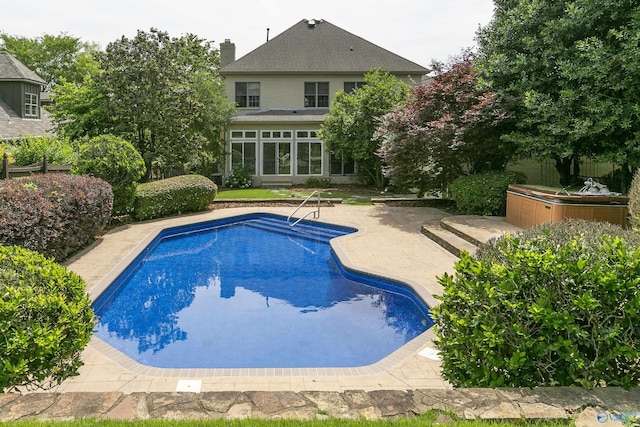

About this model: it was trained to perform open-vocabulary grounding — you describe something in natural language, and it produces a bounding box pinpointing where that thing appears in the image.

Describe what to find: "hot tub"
[506,184,629,228]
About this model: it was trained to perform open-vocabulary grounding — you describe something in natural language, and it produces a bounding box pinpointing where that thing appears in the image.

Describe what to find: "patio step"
[421,223,477,257]
[421,216,522,258]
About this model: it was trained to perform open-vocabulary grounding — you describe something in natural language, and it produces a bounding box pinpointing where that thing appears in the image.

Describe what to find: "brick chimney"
[220,39,236,68]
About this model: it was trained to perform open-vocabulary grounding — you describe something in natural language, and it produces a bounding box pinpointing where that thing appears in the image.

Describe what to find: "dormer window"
[304,82,329,107]
[235,82,260,108]
[24,90,38,118]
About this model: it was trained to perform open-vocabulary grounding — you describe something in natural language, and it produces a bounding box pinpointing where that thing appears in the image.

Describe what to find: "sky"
[0,0,495,68]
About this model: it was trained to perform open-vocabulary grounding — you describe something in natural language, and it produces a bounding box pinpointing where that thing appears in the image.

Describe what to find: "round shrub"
[449,170,526,216]
[134,174,217,221]
[0,173,113,261]
[434,219,640,389]
[0,245,95,391]
[72,134,146,216]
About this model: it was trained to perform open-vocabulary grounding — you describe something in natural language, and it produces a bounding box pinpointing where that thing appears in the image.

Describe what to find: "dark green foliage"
[72,134,146,216]
[434,219,640,388]
[477,0,640,186]
[0,245,95,391]
[0,174,113,261]
[304,176,332,188]
[94,29,234,178]
[134,175,217,221]
[449,171,526,216]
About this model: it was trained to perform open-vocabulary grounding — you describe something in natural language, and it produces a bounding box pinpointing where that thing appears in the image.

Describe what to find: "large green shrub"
[434,219,640,389]
[3,135,75,166]
[0,174,113,261]
[134,174,217,221]
[449,171,526,216]
[0,245,95,391]
[72,134,146,216]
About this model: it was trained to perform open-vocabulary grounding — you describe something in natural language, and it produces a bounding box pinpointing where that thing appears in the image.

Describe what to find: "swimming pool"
[92,213,434,369]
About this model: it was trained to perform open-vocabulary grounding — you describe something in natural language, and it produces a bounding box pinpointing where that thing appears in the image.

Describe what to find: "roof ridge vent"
[307,19,316,29]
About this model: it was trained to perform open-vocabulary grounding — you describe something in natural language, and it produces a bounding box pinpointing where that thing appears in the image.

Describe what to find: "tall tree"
[320,68,408,188]
[0,32,96,90]
[93,28,234,178]
[477,0,640,187]
[377,51,514,195]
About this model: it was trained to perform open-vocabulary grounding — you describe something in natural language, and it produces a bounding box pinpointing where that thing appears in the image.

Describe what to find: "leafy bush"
[134,174,217,221]
[72,134,146,215]
[476,218,640,262]
[0,245,95,392]
[0,174,113,261]
[3,135,75,166]
[225,167,253,189]
[434,219,640,389]
[628,168,640,230]
[304,176,332,188]
[449,170,526,215]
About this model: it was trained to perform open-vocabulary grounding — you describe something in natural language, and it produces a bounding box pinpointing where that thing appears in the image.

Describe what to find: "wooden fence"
[1,153,71,180]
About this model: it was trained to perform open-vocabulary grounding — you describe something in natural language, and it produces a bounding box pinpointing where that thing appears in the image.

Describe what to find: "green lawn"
[1,411,573,426]
[216,187,377,205]
[216,188,288,199]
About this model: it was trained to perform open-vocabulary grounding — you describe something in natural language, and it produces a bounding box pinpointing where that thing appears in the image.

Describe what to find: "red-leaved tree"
[376,50,515,195]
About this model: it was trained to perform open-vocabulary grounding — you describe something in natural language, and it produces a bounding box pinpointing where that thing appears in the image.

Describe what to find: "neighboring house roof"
[221,19,429,75]
[0,51,46,85]
[0,99,53,140]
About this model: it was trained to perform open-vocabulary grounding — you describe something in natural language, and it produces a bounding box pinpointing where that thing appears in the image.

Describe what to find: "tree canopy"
[49,28,235,179]
[0,32,98,90]
[320,68,408,188]
[477,0,640,187]
[377,51,514,195]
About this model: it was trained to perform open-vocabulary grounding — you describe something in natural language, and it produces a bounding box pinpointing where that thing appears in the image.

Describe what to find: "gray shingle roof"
[0,51,46,84]
[221,19,429,75]
[0,99,53,140]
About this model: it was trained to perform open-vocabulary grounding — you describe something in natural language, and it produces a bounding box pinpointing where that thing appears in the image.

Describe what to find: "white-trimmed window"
[296,130,322,175]
[24,91,38,118]
[343,81,365,94]
[235,82,260,108]
[304,82,329,107]
[261,130,292,139]
[263,141,291,175]
[330,153,355,176]
[230,131,257,174]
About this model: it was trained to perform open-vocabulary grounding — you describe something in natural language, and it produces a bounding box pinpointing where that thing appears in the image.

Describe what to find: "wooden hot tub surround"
[506,185,629,228]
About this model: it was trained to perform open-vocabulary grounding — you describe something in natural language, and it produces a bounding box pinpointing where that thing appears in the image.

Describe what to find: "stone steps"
[422,215,522,257]
[421,223,478,257]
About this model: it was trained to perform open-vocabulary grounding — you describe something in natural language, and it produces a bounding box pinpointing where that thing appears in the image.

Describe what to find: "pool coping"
[87,210,441,379]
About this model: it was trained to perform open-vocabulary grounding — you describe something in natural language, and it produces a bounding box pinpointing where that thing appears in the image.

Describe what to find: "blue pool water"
[93,214,433,369]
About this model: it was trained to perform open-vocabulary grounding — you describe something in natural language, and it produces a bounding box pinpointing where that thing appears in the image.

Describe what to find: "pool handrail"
[287,190,320,227]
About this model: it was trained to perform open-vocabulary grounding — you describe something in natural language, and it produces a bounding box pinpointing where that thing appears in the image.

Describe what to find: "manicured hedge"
[0,245,95,391]
[434,219,640,389]
[0,173,113,261]
[449,170,526,216]
[134,174,217,221]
